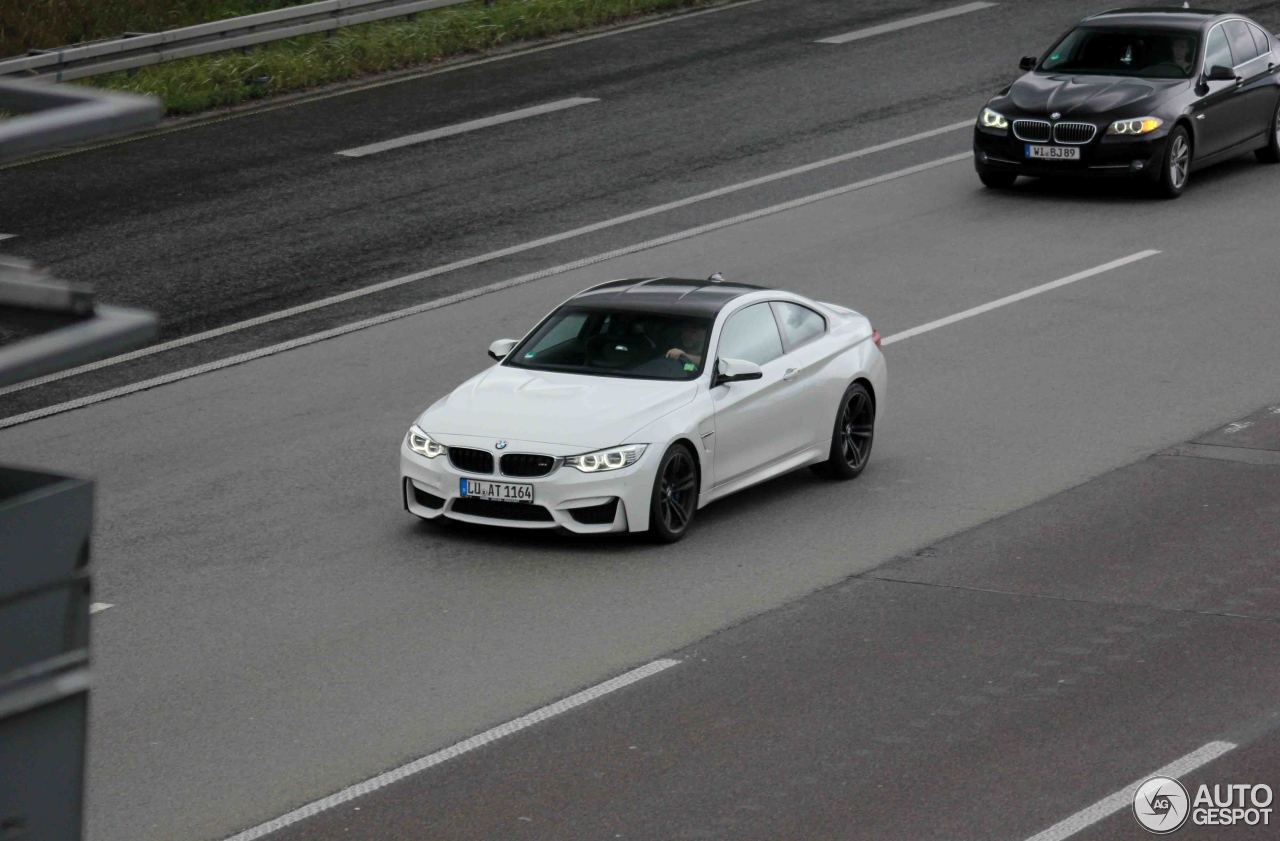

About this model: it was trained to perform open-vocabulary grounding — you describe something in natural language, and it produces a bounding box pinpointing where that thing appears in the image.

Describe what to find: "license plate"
[460,478,534,503]
[1026,144,1080,161]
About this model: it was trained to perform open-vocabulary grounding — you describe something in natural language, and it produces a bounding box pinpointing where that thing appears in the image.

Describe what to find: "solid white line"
[1022,740,1236,841]
[220,658,679,841]
[89,602,114,614]
[881,250,1161,346]
[0,120,970,400]
[0,153,969,429]
[0,234,16,242]
[815,1,997,44]
[337,97,599,157]
[0,0,769,172]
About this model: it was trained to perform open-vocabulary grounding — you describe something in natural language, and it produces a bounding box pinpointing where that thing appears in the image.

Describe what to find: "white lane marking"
[815,1,996,44]
[220,658,679,841]
[337,97,599,157]
[0,0,769,172]
[0,153,968,429]
[0,121,970,400]
[0,233,16,242]
[1021,741,1236,841]
[89,602,114,614]
[881,250,1161,346]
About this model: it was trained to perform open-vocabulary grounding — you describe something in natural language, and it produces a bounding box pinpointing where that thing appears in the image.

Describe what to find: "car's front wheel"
[812,381,875,480]
[647,443,699,543]
[1256,98,1280,163]
[1154,126,1191,198]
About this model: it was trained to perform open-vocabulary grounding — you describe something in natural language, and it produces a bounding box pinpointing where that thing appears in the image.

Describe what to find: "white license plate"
[460,478,534,503]
[1026,144,1080,161]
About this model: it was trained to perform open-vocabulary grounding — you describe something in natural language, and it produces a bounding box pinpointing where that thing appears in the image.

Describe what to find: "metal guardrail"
[0,0,473,82]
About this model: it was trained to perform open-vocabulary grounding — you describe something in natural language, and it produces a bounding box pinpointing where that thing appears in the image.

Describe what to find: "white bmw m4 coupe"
[400,276,886,542]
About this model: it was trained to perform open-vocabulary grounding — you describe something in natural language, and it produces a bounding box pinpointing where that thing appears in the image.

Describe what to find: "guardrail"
[0,0,473,82]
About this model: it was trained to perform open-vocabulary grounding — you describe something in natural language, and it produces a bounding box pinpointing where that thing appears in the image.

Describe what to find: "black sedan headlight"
[1107,117,1163,136]
[979,107,1009,131]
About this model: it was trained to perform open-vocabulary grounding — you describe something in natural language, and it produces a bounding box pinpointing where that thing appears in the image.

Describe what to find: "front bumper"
[973,125,1169,179]
[399,435,657,534]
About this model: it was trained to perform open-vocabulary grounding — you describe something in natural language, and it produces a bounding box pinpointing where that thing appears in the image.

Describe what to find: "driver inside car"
[664,324,707,367]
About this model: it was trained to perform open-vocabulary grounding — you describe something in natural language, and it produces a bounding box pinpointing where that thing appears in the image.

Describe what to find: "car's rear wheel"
[978,168,1018,189]
[1256,99,1280,163]
[1154,126,1191,198]
[647,443,698,543]
[812,382,875,480]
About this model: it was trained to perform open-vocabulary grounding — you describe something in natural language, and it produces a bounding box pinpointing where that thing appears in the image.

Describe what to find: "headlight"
[979,107,1009,130]
[1108,117,1163,136]
[407,425,445,458]
[565,444,647,473]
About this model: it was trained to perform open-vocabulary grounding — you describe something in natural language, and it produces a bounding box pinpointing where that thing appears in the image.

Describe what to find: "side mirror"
[713,357,763,387]
[1205,64,1237,82]
[487,338,518,361]
[1019,56,1038,71]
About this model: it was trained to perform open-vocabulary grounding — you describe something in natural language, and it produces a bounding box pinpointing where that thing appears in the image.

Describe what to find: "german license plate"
[1026,144,1079,161]
[460,478,533,503]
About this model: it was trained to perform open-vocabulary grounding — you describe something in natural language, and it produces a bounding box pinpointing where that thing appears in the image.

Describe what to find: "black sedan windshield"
[505,307,713,381]
[1040,27,1199,78]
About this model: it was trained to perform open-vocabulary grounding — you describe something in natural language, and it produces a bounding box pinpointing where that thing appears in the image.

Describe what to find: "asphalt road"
[3,2,1280,840]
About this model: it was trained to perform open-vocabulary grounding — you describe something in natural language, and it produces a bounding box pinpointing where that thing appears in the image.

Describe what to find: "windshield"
[505,307,713,381]
[1040,27,1199,78]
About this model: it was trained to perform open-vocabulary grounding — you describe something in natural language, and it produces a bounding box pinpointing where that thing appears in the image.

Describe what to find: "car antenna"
[707,272,725,283]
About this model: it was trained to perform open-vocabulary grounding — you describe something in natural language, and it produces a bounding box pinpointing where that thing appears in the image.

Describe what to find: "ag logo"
[1134,776,1190,833]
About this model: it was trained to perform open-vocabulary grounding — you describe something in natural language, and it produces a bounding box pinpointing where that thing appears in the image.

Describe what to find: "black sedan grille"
[500,453,556,477]
[1012,119,1051,142]
[448,447,494,474]
[1052,121,1097,145]
[451,498,554,522]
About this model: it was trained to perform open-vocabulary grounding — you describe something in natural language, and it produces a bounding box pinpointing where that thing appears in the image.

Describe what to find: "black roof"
[1083,7,1228,29]
[568,277,764,317]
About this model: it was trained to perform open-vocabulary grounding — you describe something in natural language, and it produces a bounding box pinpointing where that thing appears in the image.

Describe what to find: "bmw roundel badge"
[495,440,508,450]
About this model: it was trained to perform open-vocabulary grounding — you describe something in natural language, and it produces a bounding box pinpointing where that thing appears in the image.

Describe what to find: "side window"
[718,303,783,366]
[1205,24,1234,70]
[1224,20,1258,65]
[1249,24,1272,58]
[772,301,826,350]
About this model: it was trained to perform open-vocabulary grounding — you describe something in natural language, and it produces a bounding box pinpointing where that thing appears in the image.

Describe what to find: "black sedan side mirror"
[1019,56,1038,71]
[1205,64,1238,82]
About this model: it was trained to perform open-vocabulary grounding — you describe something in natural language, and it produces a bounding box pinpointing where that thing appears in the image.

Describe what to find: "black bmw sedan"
[973,7,1280,197]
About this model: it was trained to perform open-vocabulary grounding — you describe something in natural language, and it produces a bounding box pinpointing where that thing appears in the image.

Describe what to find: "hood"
[1008,73,1183,116]
[417,364,698,449]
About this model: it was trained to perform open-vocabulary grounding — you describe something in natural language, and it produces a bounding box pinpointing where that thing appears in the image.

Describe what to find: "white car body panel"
[400,282,886,535]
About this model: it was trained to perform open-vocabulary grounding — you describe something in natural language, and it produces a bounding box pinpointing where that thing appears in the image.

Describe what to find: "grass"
[1,2,314,58]
[74,0,718,115]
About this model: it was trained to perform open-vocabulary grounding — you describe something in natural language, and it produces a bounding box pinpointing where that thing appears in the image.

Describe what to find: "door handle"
[782,368,798,381]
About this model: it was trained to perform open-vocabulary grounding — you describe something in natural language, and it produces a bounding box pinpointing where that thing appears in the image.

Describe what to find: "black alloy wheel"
[812,381,875,479]
[648,444,698,543]
[1155,126,1191,198]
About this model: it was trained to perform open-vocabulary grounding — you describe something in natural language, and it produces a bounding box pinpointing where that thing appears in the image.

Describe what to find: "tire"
[978,169,1018,189]
[1256,98,1280,163]
[811,381,875,480]
[1153,126,1191,198]
[647,443,699,543]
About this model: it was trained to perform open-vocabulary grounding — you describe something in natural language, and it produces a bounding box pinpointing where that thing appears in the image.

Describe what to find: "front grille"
[448,447,494,474]
[411,485,445,510]
[1012,119,1051,142]
[451,497,554,522]
[1052,121,1097,145]
[568,499,619,525]
[501,453,556,477]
